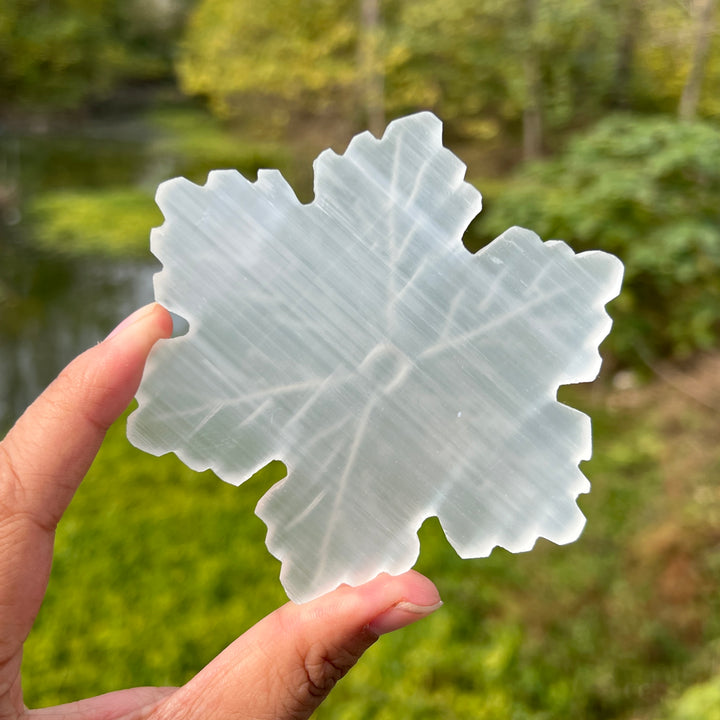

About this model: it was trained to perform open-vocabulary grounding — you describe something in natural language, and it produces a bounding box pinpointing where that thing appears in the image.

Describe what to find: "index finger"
[0,303,171,666]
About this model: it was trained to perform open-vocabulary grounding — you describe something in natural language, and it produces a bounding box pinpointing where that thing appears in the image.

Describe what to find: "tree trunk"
[522,0,542,160]
[678,0,717,121]
[523,55,543,160]
[358,0,385,135]
[610,0,641,109]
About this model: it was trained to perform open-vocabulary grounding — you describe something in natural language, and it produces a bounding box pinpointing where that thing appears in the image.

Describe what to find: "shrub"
[472,115,720,367]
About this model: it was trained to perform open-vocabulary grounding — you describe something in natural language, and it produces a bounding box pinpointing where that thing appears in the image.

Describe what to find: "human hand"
[0,303,442,720]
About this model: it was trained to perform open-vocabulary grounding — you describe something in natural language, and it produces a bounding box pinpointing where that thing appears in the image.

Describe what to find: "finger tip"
[367,598,443,636]
[87,303,173,423]
[151,302,174,339]
[397,570,442,607]
[302,571,442,637]
[105,302,172,343]
[138,302,174,341]
[362,570,441,608]
[290,570,441,629]
[364,571,442,635]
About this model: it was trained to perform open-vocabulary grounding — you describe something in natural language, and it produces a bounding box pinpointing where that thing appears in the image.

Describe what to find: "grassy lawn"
[22,354,720,719]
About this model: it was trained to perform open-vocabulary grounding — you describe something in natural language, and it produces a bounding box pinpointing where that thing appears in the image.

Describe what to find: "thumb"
[153,571,441,720]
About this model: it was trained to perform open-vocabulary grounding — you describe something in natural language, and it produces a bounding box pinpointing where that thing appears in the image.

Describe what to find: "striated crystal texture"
[127,112,624,603]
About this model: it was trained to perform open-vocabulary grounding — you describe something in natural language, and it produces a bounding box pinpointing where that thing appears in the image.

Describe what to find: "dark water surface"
[0,121,158,432]
[0,232,156,433]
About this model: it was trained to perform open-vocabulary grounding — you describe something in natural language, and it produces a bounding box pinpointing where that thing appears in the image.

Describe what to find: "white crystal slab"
[127,112,624,603]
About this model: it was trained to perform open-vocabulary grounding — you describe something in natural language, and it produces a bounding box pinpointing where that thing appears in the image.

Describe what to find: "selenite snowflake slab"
[127,112,624,603]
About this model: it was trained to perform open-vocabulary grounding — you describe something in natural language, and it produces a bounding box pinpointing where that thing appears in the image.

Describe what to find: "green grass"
[21,367,720,718]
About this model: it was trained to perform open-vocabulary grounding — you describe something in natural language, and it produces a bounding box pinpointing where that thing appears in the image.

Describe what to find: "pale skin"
[0,303,442,720]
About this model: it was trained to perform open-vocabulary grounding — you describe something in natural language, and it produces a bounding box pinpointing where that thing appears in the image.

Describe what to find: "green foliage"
[386,0,620,133]
[634,0,720,118]
[178,0,624,140]
[0,0,190,109]
[178,0,359,121]
[178,0,720,149]
[0,0,123,107]
[473,114,720,365]
[4,0,720,146]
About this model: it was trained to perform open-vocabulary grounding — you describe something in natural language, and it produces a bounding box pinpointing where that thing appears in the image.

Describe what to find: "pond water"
[0,121,158,432]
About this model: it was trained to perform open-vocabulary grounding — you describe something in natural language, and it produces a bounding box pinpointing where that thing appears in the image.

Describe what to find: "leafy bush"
[472,115,720,366]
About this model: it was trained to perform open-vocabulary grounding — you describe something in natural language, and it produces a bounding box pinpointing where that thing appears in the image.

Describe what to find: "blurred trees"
[2,0,719,369]
[635,0,720,117]
[177,0,719,147]
[475,115,720,365]
[178,0,626,151]
[4,0,718,144]
[177,0,360,127]
[0,0,192,109]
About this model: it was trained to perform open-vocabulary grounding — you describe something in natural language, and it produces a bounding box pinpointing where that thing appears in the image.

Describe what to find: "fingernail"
[368,598,443,636]
[105,303,157,341]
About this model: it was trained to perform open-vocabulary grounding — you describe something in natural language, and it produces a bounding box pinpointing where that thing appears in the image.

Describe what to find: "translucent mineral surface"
[127,112,624,603]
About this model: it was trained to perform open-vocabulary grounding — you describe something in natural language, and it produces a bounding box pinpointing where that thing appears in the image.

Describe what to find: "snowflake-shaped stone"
[128,112,624,602]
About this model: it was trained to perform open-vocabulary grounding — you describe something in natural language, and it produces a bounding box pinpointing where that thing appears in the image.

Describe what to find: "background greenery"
[1,0,720,718]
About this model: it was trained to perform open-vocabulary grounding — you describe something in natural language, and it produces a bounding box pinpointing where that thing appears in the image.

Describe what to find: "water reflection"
[0,118,161,432]
[0,225,156,433]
